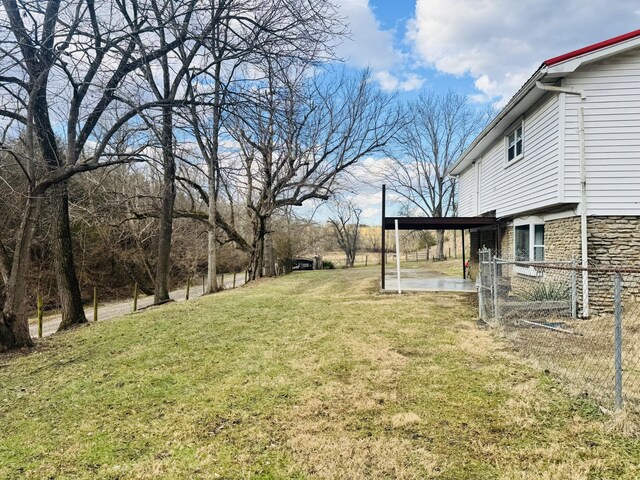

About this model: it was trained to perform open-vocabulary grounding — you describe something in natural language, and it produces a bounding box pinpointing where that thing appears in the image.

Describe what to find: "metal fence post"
[492,256,500,322]
[614,272,624,411]
[478,252,484,320]
[571,259,577,319]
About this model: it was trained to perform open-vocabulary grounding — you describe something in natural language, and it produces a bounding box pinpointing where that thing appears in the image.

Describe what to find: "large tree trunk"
[436,229,445,259]
[53,181,88,331]
[0,195,42,351]
[249,216,267,281]
[154,107,175,303]
[346,252,354,268]
[205,70,222,295]
[264,219,276,277]
[206,188,218,294]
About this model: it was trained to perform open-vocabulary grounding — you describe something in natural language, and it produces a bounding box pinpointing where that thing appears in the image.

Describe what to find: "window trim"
[513,218,544,276]
[504,119,524,166]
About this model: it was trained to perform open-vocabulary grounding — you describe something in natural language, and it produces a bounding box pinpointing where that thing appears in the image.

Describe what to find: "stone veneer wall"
[498,216,640,315]
[587,217,640,313]
[545,217,581,261]
[500,225,512,258]
[499,218,582,312]
[501,218,582,262]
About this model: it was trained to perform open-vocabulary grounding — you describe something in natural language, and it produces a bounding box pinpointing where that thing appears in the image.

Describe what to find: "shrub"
[521,282,569,301]
[322,260,335,269]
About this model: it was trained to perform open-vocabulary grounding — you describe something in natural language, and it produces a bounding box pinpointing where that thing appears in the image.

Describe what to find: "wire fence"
[478,249,640,415]
[31,271,249,339]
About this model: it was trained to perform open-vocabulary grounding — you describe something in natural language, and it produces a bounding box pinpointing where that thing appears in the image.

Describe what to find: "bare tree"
[228,65,402,279]
[136,0,208,304]
[382,91,486,259]
[328,198,362,268]
[0,0,190,350]
[182,0,344,294]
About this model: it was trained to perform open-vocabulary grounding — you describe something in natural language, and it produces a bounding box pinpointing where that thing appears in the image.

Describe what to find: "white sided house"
[451,29,640,316]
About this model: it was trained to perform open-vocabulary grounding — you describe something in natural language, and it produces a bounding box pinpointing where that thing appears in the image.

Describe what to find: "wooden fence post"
[133,283,138,312]
[186,277,191,300]
[233,272,237,288]
[37,293,43,338]
[220,273,224,289]
[93,287,98,322]
[365,255,368,266]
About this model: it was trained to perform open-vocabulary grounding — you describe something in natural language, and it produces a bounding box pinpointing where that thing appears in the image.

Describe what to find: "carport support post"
[381,184,386,290]
[395,219,401,294]
[478,261,484,320]
[461,229,466,279]
[380,185,387,290]
[492,256,500,322]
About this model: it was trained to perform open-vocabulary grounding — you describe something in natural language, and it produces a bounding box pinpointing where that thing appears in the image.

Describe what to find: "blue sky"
[317,0,640,225]
[335,0,640,105]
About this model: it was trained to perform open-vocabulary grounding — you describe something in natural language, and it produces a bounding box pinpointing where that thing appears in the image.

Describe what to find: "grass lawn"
[1,267,639,479]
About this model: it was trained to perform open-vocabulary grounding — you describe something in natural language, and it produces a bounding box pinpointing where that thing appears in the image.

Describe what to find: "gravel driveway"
[30,275,246,338]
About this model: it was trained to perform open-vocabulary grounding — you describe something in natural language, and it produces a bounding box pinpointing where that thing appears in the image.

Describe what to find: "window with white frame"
[506,123,523,162]
[514,223,545,263]
[533,225,545,261]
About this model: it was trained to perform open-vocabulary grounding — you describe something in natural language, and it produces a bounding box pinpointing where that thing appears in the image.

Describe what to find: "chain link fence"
[478,249,640,414]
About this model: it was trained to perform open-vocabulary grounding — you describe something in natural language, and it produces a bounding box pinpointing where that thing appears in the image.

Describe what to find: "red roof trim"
[544,28,640,66]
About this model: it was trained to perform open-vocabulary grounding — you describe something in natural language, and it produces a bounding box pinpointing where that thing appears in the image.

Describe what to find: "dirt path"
[30,275,246,338]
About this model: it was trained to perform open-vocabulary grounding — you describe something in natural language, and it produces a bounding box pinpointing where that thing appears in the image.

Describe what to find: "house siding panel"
[478,94,560,217]
[564,48,640,213]
[457,166,476,217]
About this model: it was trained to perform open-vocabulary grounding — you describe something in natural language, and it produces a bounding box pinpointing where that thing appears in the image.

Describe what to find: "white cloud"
[334,0,398,70]
[334,0,424,92]
[346,156,394,187]
[408,0,640,105]
[375,71,425,92]
[374,71,400,91]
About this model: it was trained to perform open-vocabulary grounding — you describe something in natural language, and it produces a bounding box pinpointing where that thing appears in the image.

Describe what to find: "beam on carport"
[379,185,498,285]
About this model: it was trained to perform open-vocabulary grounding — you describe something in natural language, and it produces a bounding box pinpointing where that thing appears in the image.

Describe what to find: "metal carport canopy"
[383,216,498,231]
[381,215,498,289]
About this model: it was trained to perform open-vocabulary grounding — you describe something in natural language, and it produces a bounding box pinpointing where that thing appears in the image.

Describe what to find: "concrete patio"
[383,268,476,293]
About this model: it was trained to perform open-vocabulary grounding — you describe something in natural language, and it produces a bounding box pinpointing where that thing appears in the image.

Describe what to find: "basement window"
[514,222,545,275]
[534,225,545,261]
[515,225,530,261]
[506,123,524,162]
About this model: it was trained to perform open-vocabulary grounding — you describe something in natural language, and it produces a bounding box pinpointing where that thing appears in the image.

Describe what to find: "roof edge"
[544,28,640,66]
[451,28,640,177]
[450,67,546,175]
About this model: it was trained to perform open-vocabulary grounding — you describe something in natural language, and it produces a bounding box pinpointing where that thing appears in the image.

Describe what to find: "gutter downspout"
[578,105,589,318]
[535,81,589,317]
